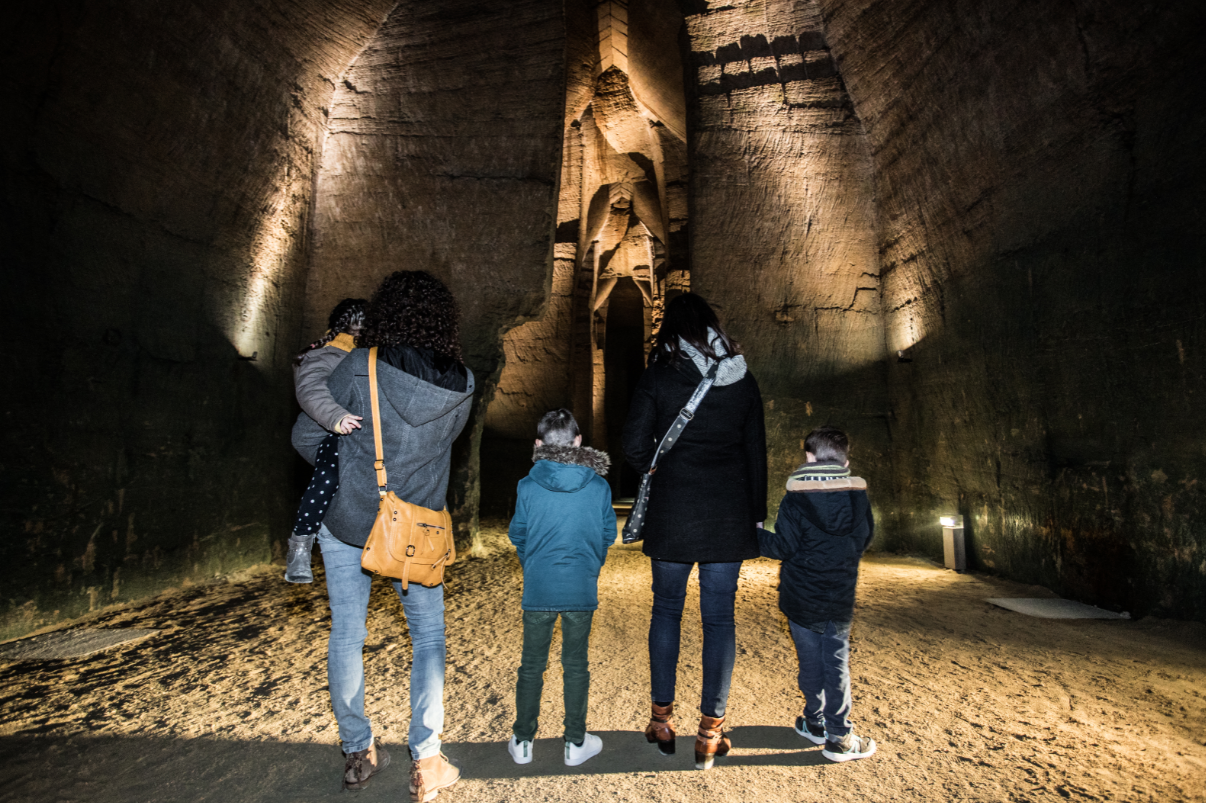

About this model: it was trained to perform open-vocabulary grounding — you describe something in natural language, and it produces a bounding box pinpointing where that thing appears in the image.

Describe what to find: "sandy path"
[1,523,1204,802]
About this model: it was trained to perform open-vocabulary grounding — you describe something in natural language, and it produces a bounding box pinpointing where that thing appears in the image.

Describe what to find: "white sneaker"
[508,735,533,765]
[564,733,602,766]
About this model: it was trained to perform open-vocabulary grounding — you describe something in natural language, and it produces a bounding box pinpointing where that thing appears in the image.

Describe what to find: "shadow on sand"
[0,726,837,802]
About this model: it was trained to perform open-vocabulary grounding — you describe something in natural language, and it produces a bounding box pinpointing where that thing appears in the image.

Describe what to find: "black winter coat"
[758,483,874,626]
[622,357,768,563]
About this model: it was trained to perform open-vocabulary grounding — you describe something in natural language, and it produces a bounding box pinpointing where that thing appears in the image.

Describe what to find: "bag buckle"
[679,407,694,420]
[406,545,416,557]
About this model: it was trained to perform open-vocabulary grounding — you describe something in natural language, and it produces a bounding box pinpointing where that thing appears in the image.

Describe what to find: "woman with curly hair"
[293,271,472,800]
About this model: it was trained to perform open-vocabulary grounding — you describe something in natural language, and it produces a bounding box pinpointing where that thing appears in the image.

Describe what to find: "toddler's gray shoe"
[285,533,316,583]
[822,732,877,762]
[794,716,827,745]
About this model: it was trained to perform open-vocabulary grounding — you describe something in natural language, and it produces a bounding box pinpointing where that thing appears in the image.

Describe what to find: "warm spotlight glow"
[940,515,963,528]
[887,304,927,355]
[231,166,300,370]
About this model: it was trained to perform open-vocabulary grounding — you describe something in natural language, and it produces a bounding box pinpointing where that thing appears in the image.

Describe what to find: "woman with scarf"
[621,292,768,770]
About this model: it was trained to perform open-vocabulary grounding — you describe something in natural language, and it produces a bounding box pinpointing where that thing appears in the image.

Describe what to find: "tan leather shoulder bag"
[359,347,455,589]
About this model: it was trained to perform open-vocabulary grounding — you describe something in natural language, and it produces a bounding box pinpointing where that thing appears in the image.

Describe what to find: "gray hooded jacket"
[294,333,355,433]
[292,348,475,547]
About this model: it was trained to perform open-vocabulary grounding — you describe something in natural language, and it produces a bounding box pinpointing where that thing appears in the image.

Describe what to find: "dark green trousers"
[513,610,594,744]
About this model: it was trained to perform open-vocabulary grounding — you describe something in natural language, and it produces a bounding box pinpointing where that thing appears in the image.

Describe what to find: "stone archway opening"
[481,0,688,517]
[602,277,649,499]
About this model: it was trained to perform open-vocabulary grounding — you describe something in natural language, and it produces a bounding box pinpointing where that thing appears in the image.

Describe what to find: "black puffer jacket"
[622,357,767,563]
[758,475,874,626]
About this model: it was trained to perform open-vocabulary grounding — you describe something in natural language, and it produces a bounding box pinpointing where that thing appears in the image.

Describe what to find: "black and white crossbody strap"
[622,362,719,544]
[647,361,719,474]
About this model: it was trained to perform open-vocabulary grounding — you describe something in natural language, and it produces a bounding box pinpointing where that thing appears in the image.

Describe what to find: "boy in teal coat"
[507,409,616,767]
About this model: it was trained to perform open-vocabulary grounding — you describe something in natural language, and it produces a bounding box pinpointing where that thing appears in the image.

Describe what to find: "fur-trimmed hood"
[532,444,610,475]
[529,444,610,494]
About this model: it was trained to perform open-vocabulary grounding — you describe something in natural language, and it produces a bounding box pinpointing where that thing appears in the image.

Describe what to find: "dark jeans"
[649,559,742,718]
[788,619,853,738]
[293,434,339,535]
[513,610,594,744]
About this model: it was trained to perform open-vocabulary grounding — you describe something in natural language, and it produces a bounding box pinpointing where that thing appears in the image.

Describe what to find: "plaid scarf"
[788,461,851,482]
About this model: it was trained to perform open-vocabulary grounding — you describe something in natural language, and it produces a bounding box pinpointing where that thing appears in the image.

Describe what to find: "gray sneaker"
[794,716,827,745]
[822,732,877,762]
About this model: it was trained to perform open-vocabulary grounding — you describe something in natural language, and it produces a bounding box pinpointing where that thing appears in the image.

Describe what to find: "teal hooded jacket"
[509,444,616,611]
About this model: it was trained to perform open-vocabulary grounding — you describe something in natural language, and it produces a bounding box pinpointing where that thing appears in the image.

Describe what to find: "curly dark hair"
[357,270,463,363]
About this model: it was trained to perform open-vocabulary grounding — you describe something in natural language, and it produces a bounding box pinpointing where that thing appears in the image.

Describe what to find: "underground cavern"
[1,0,1205,799]
[3,0,1203,636]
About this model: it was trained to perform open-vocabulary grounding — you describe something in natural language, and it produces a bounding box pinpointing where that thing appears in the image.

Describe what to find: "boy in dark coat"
[757,425,878,762]
[507,409,616,768]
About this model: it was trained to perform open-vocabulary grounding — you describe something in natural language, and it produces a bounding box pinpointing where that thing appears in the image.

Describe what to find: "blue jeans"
[649,559,742,718]
[318,526,446,759]
[788,619,853,738]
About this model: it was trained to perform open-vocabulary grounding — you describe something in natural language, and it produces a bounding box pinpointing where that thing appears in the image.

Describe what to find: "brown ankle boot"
[409,753,460,802]
[644,702,676,755]
[694,714,731,770]
[343,738,390,791]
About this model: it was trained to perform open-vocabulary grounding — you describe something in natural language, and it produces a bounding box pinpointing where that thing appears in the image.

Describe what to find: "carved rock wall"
[0,0,395,638]
[304,0,568,543]
[817,0,1206,617]
[682,0,888,524]
[4,0,1203,637]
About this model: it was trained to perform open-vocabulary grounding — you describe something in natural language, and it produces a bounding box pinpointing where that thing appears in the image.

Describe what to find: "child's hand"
[337,414,363,434]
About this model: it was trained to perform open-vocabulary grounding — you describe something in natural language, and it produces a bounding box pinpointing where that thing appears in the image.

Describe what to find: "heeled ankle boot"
[644,702,676,755]
[694,714,731,770]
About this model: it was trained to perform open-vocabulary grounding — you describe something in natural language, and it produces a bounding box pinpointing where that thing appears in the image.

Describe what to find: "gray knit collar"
[532,444,610,476]
[679,329,747,387]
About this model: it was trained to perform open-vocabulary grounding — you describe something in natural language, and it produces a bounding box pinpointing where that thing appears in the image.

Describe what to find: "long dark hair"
[357,271,464,364]
[650,293,741,366]
[294,297,367,364]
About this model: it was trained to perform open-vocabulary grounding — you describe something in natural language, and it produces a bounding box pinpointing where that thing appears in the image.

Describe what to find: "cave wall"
[4,0,1203,638]
[816,0,1206,617]
[681,0,889,526]
[0,0,396,638]
[479,0,596,517]
[303,0,568,544]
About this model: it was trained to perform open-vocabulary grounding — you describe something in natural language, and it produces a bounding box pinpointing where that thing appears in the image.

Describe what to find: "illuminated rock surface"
[1,0,1203,638]
[816,0,1206,617]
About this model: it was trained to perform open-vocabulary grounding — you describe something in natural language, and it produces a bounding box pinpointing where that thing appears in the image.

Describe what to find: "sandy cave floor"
[1,523,1204,803]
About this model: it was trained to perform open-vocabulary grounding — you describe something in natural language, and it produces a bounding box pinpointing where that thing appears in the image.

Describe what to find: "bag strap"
[646,361,720,475]
[369,347,388,498]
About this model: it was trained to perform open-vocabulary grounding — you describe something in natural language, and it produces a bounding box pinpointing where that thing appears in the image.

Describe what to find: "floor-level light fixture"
[940,515,966,573]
